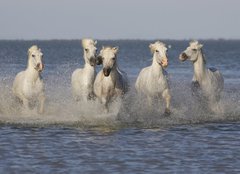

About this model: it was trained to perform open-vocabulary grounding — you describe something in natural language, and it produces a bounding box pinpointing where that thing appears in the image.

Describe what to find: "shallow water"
[0,40,240,173]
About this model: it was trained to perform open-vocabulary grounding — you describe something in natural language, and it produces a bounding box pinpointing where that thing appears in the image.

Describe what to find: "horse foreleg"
[22,98,30,112]
[101,97,109,113]
[162,89,171,115]
[147,96,153,110]
[38,93,45,114]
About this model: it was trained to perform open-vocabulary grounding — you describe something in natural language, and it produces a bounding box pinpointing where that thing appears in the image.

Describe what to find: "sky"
[0,0,239,40]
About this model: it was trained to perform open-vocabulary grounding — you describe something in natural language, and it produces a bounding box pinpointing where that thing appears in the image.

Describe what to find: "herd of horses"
[12,39,224,115]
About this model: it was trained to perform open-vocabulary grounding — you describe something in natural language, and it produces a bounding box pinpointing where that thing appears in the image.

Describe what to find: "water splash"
[0,75,239,128]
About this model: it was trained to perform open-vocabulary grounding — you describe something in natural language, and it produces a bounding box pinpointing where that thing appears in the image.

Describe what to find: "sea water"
[0,40,239,173]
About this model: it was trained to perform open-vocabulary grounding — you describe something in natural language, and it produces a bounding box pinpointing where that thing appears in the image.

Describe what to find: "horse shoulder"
[136,67,150,84]
[13,71,26,96]
[71,68,84,87]
[13,71,27,89]
[72,68,83,81]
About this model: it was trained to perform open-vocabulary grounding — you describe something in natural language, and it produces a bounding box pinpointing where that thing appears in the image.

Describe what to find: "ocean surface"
[0,40,240,173]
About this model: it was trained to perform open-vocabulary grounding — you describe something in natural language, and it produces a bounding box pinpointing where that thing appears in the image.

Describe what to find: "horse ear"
[102,46,105,50]
[112,47,119,54]
[199,44,203,48]
[94,41,97,45]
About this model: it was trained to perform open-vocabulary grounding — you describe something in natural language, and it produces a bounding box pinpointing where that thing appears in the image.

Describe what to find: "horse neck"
[193,51,207,82]
[109,63,118,80]
[83,53,95,71]
[84,62,95,71]
[26,56,40,82]
[151,54,163,75]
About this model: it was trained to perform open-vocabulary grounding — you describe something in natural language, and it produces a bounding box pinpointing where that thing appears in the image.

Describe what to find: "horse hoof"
[164,109,171,117]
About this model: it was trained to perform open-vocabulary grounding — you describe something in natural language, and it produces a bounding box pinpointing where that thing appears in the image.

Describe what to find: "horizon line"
[0,38,240,41]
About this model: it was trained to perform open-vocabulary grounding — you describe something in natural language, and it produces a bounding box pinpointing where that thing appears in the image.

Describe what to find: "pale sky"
[0,0,239,40]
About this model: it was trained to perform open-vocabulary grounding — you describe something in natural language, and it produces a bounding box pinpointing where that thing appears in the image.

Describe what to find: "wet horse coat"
[179,40,224,112]
[94,46,128,112]
[13,45,45,113]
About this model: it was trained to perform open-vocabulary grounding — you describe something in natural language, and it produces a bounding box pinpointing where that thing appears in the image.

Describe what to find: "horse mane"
[200,49,206,64]
[82,39,96,48]
[28,45,39,55]
[150,41,166,54]
[103,46,113,50]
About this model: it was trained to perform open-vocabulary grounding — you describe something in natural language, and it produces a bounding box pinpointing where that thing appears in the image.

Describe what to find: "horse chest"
[101,77,116,96]
[147,74,167,94]
[82,74,94,87]
[23,79,43,98]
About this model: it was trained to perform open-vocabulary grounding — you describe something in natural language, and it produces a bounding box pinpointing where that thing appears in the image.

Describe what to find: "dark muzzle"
[103,67,111,77]
[179,52,188,61]
[89,57,96,66]
[35,63,44,72]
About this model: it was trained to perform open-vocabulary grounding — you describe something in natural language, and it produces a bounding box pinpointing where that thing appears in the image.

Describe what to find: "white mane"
[28,45,41,53]
[189,40,203,49]
[149,41,166,53]
[82,39,97,48]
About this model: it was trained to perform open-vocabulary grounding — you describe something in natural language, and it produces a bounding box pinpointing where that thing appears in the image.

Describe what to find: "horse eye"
[112,58,115,60]
[32,55,35,58]
[192,49,197,51]
[85,49,88,52]
[155,50,159,53]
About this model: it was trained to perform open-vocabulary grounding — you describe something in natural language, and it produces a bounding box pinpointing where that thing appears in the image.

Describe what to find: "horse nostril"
[182,53,188,59]
[37,63,40,67]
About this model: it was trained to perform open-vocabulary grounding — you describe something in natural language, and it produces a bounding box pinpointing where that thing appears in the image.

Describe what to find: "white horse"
[13,45,45,114]
[71,39,97,101]
[94,46,128,112]
[179,40,224,112]
[135,41,171,115]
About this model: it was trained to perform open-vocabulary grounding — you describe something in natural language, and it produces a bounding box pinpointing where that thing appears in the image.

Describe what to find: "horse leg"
[101,97,109,113]
[38,93,45,114]
[162,89,171,116]
[191,81,201,99]
[147,96,153,110]
[22,98,30,112]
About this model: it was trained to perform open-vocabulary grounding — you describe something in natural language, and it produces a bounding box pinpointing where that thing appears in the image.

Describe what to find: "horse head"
[149,41,169,68]
[97,46,118,77]
[82,39,97,66]
[28,45,44,72]
[179,40,205,63]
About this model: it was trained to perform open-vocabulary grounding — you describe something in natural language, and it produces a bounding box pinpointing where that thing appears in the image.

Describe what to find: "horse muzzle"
[160,57,168,68]
[179,53,188,61]
[103,68,111,77]
[35,63,44,72]
[89,57,96,66]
